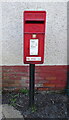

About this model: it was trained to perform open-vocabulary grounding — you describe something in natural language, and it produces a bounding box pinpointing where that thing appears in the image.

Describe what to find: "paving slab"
[2,104,24,119]
[0,105,2,120]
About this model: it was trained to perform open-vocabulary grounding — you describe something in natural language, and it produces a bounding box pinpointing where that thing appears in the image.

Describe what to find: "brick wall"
[1,65,68,91]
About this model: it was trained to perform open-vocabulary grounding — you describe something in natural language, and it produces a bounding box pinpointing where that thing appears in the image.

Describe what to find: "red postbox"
[23,11,46,64]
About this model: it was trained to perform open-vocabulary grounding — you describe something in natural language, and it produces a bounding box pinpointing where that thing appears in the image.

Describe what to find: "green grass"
[19,88,29,94]
[31,105,37,113]
[9,93,19,107]
[9,98,17,107]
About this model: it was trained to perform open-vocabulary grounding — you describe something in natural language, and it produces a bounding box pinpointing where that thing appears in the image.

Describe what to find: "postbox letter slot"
[25,20,44,24]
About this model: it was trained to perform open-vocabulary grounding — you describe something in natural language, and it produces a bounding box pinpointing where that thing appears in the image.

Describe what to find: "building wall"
[2,2,67,65]
[2,65,67,91]
[1,2,68,91]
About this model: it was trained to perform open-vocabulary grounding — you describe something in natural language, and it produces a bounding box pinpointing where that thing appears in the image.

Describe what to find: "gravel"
[2,91,68,119]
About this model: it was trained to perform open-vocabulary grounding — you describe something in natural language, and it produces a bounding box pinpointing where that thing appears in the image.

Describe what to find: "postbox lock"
[32,34,36,38]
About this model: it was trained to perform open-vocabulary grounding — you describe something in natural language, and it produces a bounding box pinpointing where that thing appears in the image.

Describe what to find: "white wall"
[67,1,69,65]
[1,2,67,65]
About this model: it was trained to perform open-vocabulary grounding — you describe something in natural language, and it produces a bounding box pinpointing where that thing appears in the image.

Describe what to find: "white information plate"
[30,39,38,55]
[26,57,41,61]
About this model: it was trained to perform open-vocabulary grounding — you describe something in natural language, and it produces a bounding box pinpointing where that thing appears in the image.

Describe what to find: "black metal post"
[29,64,35,107]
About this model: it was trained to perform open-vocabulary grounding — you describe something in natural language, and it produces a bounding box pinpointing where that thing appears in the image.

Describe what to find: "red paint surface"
[2,65,68,91]
[24,11,46,64]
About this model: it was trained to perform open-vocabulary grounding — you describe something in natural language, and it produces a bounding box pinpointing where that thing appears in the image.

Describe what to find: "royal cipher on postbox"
[23,11,46,64]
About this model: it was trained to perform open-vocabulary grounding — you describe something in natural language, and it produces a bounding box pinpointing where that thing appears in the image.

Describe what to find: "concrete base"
[2,104,24,119]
